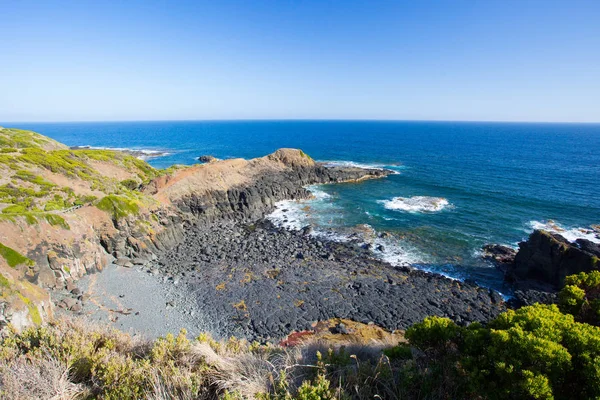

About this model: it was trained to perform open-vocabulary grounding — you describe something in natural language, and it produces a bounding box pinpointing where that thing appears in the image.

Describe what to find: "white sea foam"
[320,160,386,170]
[379,196,450,213]
[75,145,170,160]
[319,160,405,175]
[529,220,600,244]
[370,234,427,266]
[306,185,331,200]
[267,186,335,233]
[267,199,307,231]
[267,186,428,266]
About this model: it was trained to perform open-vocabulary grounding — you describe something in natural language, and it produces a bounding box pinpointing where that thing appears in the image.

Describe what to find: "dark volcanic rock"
[482,244,517,266]
[175,164,392,223]
[510,230,600,288]
[197,155,219,163]
[511,289,558,308]
[157,220,505,342]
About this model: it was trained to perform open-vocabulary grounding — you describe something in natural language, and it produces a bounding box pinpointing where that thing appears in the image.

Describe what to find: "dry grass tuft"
[0,354,89,400]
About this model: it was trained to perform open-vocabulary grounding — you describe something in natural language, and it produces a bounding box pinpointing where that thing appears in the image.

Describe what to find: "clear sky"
[1,0,599,122]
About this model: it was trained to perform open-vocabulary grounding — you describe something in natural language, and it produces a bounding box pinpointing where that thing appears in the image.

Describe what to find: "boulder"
[482,244,517,266]
[197,155,219,163]
[115,257,131,266]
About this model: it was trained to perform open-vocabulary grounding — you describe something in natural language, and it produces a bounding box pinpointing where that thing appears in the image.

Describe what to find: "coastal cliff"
[0,128,393,330]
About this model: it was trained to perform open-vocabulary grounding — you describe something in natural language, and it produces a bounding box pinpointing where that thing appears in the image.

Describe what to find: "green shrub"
[13,170,55,188]
[406,304,600,400]
[44,214,70,229]
[559,271,600,325]
[96,195,140,220]
[74,194,98,205]
[0,272,10,288]
[120,178,139,190]
[0,242,34,268]
[2,204,27,214]
[383,342,413,360]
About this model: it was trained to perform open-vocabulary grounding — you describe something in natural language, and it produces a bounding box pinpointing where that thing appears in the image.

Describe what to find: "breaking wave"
[319,160,403,174]
[379,196,451,213]
[529,220,600,244]
[73,145,171,160]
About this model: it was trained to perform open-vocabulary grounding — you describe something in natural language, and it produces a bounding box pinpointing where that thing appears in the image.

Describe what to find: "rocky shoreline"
[51,149,508,341]
[78,218,503,342]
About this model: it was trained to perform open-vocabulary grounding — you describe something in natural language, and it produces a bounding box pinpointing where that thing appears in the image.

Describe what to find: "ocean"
[14,120,600,294]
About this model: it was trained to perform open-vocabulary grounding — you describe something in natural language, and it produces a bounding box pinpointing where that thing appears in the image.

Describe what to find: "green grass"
[96,195,140,220]
[2,204,28,214]
[13,170,55,188]
[0,272,10,288]
[0,127,64,150]
[44,214,70,229]
[0,184,51,203]
[0,127,163,227]
[0,211,70,229]
[0,242,34,268]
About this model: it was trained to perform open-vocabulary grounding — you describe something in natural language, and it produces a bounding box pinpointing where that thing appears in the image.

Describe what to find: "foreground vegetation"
[1,272,599,399]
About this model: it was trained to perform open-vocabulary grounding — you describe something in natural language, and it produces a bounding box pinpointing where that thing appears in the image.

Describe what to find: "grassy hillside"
[0,127,161,226]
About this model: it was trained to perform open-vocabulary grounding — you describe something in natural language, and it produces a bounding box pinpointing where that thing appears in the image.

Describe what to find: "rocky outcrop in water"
[510,230,600,287]
[150,149,392,223]
[197,155,219,163]
[482,244,517,268]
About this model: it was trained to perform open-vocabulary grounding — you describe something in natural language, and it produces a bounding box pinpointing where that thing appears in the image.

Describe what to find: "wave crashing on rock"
[529,220,600,244]
[379,196,450,213]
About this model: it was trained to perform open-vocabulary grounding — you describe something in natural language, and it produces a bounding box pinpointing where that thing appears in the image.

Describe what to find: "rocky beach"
[76,218,504,341]
[56,148,505,341]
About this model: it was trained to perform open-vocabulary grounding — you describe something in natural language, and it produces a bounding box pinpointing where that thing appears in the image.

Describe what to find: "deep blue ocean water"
[13,121,600,293]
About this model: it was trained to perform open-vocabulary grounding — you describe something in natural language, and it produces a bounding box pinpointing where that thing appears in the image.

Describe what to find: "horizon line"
[3,118,600,125]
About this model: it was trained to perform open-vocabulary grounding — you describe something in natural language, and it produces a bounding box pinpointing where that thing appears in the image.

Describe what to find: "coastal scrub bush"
[13,169,55,188]
[406,303,600,400]
[559,270,600,325]
[0,242,34,268]
[1,204,27,214]
[120,178,139,190]
[96,195,140,220]
[44,213,70,229]
[0,127,60,149]
[0,272,10,288]
[0,319,210,400]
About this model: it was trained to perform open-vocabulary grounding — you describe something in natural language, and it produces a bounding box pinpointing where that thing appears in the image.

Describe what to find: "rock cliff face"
[510,230,600,287]
[148,148,391,222]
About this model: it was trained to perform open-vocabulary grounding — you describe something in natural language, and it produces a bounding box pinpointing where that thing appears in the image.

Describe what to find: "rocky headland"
[483,226,600,306]
[0,127,506,340]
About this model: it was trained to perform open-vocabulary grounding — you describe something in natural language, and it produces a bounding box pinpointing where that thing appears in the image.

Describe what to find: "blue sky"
[1,0,599,122]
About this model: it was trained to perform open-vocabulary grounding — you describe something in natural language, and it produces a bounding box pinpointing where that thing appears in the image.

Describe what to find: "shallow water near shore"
[15,120,600,290]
